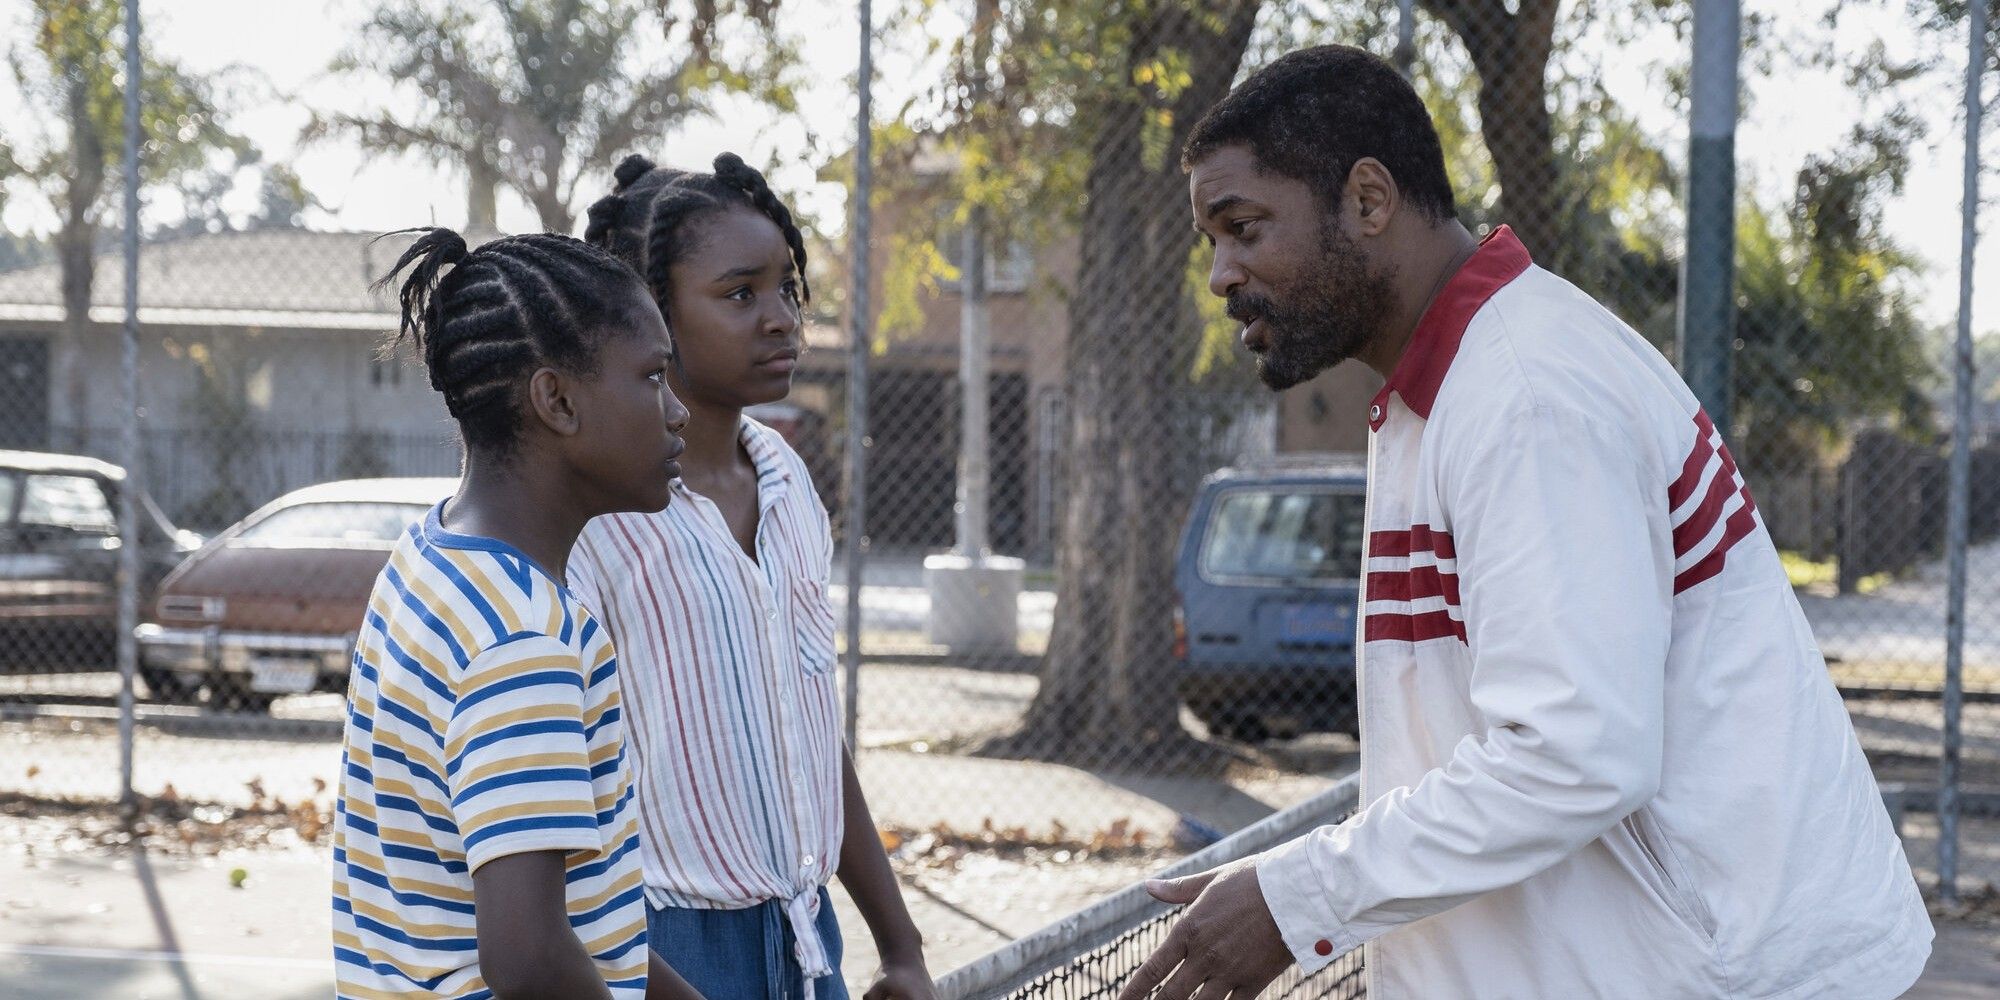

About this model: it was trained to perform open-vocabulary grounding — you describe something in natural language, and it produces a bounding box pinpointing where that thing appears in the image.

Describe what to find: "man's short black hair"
[1182,45,1458,224]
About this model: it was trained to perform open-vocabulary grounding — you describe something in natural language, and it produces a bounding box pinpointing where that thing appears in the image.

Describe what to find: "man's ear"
[525,367,581,437]
[1347,157,1400,238]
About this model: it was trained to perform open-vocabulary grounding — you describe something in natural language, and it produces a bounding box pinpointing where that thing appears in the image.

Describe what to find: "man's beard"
[1227,218,1396,391]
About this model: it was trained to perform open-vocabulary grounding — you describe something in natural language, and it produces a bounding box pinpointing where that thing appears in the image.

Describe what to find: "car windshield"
[20,474,116,534]
[236,502,428,545]
[1200,488,1367,583]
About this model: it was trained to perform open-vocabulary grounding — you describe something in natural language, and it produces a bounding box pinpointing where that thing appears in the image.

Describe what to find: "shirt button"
[802,855,816,868]
[1314,939,1334,956]
[766,607,777,621]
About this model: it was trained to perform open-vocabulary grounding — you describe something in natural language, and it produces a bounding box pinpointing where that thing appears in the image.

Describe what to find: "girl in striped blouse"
[568,155,933,1000]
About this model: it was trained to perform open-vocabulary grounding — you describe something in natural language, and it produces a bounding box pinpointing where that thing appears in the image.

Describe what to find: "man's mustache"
[1226,293,1273,325]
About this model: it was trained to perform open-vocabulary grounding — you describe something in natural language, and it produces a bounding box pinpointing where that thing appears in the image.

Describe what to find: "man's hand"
[1116,861,1295,1000]
[863,957,938,1000]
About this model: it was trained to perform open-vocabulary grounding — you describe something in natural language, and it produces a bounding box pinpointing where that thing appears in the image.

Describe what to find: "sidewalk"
[0,745,1336,999]
[1796,538,2000,690]
[5,742,1997,999]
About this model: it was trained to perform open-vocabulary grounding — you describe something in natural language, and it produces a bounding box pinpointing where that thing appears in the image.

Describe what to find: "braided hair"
[582,152,811,314]
[373,227,649,454]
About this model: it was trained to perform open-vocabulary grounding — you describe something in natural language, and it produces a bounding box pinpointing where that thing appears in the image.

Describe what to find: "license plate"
[1279,602,1351,644]
[249,657,318,694]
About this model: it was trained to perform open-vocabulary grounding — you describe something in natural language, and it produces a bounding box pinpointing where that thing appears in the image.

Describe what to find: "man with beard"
[1118,45,1931,1000]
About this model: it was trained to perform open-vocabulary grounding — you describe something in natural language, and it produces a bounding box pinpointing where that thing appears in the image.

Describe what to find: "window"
[938,215,1035,293]
[237,502,428,544]
[370,348,406,388]
[1199,488,1367,584]
[20,475,116,534]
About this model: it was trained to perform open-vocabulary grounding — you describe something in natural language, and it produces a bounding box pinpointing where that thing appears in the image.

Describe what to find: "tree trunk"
[1422,0,1566,267]
[467,154,500,231]
[54,78,107,452]
[988,0,1260,768]
[529,148,574,234]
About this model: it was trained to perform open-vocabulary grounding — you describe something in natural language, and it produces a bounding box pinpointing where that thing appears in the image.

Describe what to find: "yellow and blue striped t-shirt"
[332,504,648,999]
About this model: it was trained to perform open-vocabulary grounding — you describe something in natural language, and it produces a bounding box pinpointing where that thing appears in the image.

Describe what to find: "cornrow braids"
[372,227,649,454]
[581,151,812,313]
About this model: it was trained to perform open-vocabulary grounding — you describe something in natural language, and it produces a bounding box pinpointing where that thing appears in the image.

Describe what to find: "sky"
[0,0,1992,340]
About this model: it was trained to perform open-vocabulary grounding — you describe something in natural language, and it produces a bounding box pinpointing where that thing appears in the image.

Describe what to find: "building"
[0,219,1376,544]
[0,228,456,527]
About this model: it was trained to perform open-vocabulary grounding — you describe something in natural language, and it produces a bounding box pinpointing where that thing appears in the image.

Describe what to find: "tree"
[879,0,1932,766]
[872,0,1263,764]
[150,159,325,239]
[308,0,792,233]
[4,0,250,446]
[1733,111,1938,470]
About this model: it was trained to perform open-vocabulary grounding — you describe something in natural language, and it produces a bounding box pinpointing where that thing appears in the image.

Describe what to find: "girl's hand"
[863,958,938,1000]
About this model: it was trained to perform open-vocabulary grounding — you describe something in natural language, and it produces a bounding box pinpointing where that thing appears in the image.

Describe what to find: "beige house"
[0,221,1376,542]
[0,228,455,527]
[838,180,1379,558]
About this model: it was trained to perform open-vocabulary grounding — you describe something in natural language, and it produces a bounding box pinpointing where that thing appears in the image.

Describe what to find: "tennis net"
[935,774,1365,1000]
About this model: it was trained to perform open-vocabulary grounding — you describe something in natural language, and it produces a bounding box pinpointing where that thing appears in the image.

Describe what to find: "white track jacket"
[1255,227,1932,999]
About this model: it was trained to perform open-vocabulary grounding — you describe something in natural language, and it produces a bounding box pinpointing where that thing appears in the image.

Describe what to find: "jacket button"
[1314,939,1334,956]
[1369,404,1382,422]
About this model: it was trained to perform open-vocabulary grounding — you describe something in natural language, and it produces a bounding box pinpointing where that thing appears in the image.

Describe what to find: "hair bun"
[712,152,759,187]
[613,154,657,191]
[424,227,470,265]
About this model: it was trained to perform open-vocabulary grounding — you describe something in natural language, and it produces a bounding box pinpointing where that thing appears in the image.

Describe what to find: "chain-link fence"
[3,0,1999,991]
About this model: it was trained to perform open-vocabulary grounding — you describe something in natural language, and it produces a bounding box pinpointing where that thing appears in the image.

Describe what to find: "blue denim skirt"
[646,887,849,1000]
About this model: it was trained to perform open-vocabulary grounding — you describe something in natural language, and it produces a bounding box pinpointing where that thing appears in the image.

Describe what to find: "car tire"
[209,677,277,715]
[139,662,200,704]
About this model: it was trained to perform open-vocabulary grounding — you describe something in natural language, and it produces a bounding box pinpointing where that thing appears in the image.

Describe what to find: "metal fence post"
[1394,0,1415,80]
[957,206,990,558]
[117,0,143,809]
[842,0,875,749]
[1680,0,1738,433]
[1940,0,1984,909]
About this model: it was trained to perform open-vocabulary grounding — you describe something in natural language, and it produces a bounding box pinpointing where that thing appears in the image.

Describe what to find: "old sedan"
[137,477,454,712]
[0,449,201,675]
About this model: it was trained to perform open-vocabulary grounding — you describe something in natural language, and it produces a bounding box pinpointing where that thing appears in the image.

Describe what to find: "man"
[1124,45,1932,1000]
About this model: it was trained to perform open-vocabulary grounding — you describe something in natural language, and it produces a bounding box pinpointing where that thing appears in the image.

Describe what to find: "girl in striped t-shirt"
[569,155,934,1000]
[334,228,704,1000]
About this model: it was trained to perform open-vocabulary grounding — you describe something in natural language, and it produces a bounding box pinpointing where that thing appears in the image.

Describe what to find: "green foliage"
[309,0,795,231]
[5,0,253,221]
[865,0,1931,462]
[1734,113,1939,467]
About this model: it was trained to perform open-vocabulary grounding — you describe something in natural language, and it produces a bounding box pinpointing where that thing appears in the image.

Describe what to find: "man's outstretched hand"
[1115,860,1296,1000]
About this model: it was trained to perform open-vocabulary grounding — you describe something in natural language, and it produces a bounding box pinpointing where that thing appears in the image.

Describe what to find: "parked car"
[137,477,455,711]
[1173,454,1367,742]
[0,449,201,675]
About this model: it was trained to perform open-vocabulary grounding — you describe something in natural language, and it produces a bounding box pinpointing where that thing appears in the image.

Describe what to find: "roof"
[0,228,438,330]
[0,227,856,347]
[1207,452,1368,485]
[0,448,126,480]
[270,477,458,508]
